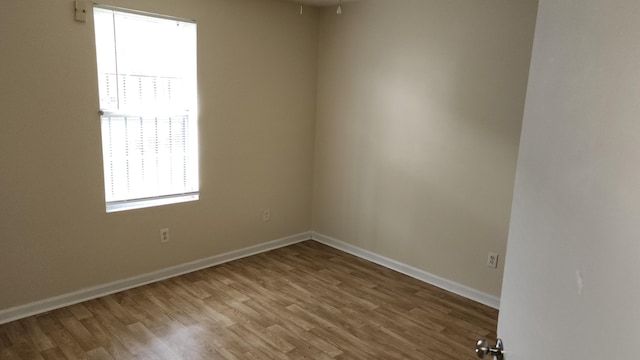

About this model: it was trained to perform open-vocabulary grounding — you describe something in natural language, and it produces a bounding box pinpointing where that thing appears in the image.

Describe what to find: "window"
[93,6,199,212]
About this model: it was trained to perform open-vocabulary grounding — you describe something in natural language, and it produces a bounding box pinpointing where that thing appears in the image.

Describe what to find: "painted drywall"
[0,0,319,310]
[312,0,538,296]
[499,0,640,357]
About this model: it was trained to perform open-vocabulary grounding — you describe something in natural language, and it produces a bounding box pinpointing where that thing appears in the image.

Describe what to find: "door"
[495,0,640,359]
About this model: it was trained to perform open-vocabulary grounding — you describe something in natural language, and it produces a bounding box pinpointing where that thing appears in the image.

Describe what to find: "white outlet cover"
[160,228,169,243]
[487,252,499,268]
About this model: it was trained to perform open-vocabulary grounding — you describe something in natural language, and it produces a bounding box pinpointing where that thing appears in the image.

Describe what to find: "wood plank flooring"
[0,241,497,359]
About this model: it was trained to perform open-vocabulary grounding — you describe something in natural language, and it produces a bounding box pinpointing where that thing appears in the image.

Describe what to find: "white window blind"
[93,6,199,212]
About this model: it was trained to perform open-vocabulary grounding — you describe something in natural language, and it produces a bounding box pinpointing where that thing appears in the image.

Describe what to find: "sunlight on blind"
[94,7,198,210]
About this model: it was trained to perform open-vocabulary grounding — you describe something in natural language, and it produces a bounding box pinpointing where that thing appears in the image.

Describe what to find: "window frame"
[93,5,200,213]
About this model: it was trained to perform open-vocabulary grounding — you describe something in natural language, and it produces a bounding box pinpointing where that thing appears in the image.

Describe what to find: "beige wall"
[0,0,539,311]
[313,0,538,296]
[0,0,319,309]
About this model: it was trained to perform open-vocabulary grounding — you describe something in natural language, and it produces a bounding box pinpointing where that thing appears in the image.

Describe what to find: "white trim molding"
[1,230,499,324]
[311,232,500,309]
[0,232,311,325]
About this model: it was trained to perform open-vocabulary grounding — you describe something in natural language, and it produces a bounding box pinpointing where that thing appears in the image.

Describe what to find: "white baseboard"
[0,232,311,325]
[1,230,499,324]
[310,232,500,309]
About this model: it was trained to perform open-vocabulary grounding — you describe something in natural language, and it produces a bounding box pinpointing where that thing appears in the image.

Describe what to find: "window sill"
[106,193,199,213]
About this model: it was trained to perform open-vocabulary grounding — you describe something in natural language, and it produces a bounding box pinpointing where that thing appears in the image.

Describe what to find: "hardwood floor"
[0,241,497,359]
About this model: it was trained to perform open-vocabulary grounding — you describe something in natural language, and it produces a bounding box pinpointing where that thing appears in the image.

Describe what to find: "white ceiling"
[286,0,360,7]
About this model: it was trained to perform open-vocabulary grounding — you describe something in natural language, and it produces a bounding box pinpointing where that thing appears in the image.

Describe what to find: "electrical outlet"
[160,228,169,243]
[263,209,270,222]
[487,252,499,268]
[74,0,88,22]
